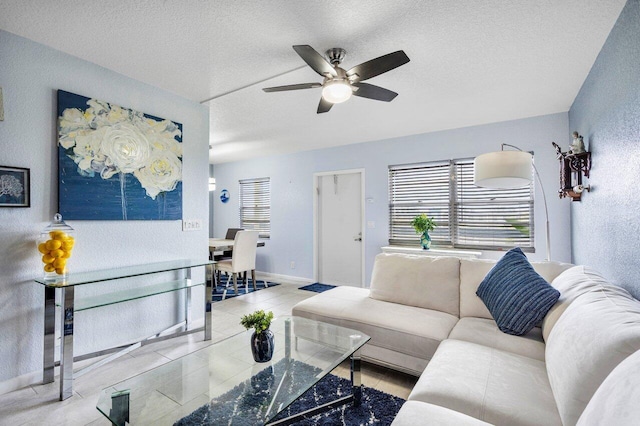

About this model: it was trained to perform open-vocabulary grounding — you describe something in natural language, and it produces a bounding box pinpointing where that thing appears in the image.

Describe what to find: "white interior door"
[316,171,363,287]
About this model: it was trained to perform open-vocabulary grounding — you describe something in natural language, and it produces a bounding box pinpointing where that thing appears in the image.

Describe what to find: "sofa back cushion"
[369,253,460,316]
[545,285,640,426]
[459,258,571,319]
[577,350,640,426]
[542,266,612,341]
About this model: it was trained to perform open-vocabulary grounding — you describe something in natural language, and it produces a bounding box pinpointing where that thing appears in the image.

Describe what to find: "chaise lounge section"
[292,252,640,425]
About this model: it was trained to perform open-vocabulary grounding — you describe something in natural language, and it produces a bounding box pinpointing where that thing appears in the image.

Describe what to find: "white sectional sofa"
[292,253,640,425]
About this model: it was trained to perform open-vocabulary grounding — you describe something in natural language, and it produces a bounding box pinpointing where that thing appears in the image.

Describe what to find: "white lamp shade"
[474,151,533,189]
[321,80,353,104]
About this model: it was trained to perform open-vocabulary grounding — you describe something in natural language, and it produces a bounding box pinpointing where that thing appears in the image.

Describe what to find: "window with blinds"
[239,177,270,239]
[389,159,534,251]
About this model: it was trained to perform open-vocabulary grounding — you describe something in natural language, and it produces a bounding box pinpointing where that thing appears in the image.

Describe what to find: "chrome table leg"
[43,286,56,384]
[59,286,75,400]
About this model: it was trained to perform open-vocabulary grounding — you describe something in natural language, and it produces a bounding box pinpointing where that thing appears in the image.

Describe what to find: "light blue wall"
[569,0,640,299]
[0,30,210,389]
[213,113,573,286]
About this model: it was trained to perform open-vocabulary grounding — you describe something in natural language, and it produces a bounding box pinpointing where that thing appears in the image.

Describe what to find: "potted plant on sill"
[241,310,275,362]
[411,214,436,250]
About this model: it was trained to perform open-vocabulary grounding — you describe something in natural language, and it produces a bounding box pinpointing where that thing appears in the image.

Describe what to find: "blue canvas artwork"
[57,90,183,220]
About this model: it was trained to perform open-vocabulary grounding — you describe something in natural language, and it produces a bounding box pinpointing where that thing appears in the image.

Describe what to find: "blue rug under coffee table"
[212,277,279,302]
[299,283,337,293]
[174,359,405,426]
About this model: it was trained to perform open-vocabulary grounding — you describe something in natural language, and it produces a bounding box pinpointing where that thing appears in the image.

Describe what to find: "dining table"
[208,237,265,253]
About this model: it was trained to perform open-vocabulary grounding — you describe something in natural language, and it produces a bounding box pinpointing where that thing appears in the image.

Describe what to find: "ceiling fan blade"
[263,83,322,92]
[293,45,338,77]
[352,82,398,102]
[317,97,333,114]
[347,50,410,83]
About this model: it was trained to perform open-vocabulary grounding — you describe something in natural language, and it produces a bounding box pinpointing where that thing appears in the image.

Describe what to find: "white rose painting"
[57,90,183,220]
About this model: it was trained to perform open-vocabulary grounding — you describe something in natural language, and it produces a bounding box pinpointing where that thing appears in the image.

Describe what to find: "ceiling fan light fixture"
[321,80,352,104]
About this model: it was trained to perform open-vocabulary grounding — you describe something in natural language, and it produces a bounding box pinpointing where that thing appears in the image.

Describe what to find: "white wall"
[213,112,572,285]
[0,30,210,391]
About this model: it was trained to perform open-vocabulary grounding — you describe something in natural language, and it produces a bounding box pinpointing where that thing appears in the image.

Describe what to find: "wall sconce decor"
[552,131,592,201]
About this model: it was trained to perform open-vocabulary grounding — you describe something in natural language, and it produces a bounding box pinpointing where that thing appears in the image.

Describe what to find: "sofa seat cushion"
[545,284,640,426]
[369,253,461,316]
[408,339,561,426]
[476,248,560,336]
[292,286,458,362]
[448,317,545,361]
[577,350,640,426]
[391,401,492,426]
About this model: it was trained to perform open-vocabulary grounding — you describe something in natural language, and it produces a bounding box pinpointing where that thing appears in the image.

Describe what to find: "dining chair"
[213,228,244,261]
[214,230,260,299]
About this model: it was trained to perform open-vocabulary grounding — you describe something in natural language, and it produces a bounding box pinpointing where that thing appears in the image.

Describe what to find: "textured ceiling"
[0,1,626,164]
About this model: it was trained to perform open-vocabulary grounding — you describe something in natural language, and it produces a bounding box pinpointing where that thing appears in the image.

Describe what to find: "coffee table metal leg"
[60,286,74,400]
[351,349,362,407]
[109,390,130,426]
[285,317,291,359]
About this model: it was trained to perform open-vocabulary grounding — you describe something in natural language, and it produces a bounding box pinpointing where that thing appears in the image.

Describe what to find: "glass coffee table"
[97,316,370,425]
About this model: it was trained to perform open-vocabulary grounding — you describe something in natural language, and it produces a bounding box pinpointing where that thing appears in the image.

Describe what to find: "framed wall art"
[57,90,183,220]
[0,166,30,207]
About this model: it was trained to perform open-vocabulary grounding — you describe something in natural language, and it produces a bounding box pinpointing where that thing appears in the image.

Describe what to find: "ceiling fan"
[262,45,410,114]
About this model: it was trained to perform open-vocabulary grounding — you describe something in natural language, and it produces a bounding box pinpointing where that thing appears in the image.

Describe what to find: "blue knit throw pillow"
[476,248,560,336]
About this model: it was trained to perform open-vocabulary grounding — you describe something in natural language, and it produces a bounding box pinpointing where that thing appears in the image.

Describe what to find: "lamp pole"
[501,143,550,261]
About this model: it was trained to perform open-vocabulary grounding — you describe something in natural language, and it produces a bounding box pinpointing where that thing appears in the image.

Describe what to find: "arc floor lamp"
[474,144,550,261]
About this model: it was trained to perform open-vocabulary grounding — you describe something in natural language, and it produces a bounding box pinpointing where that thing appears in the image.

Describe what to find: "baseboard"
[256,271,314,285]
[0,369,42,396]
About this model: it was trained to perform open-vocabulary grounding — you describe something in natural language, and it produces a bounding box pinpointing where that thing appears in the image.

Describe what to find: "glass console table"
[34,259,214,401]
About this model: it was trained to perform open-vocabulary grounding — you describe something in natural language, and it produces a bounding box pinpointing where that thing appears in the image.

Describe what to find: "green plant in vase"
[411,214,436,250]
[241,310,275,362]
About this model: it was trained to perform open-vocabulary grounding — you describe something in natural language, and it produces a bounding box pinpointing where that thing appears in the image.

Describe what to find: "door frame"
[313,168,366,288]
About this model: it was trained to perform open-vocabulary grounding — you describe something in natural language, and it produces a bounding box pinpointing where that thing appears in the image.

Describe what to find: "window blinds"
[239,177,271,239]
[389,159,534,251]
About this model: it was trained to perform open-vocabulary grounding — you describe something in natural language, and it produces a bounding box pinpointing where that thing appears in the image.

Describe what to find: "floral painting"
[57,90,183,220]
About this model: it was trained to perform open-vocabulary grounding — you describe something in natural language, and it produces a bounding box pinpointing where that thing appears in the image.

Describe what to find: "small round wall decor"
[220,189,230,203]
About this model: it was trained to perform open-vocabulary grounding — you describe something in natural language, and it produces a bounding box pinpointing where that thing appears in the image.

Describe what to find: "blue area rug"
[299,283,337,293]
[213,277,279,302]
[174,360,405,425]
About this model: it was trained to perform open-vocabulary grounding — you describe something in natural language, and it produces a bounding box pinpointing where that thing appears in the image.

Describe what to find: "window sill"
[381,246,482,259]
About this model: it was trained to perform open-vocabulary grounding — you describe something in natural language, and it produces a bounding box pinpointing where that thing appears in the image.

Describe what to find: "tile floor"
[0,279,417,425]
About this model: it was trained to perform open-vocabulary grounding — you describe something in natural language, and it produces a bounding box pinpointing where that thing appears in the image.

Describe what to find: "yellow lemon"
[45,239,62,250]
[42,254,55,264]
[50,249,64,258]
[62,241,74,250]
[55,267,66,275]
[61,250,71,259]
[44,264,55,272]
[53,258,67,269]
[49,230,66,239]
[38,243,48,254]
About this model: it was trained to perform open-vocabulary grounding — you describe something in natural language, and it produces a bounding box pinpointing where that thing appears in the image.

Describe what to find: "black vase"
[251,329,274,363]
